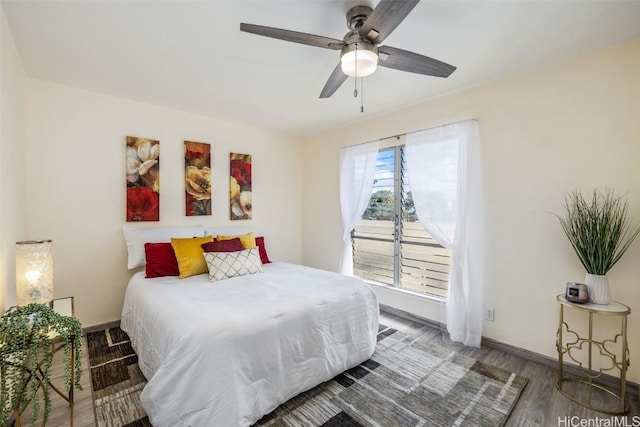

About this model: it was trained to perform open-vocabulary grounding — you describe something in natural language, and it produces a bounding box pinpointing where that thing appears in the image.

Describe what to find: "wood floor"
[25,310,640,427]
[380,312,640,427]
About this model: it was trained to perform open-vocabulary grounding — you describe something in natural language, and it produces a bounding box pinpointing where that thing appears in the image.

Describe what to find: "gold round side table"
[556,294,630,414]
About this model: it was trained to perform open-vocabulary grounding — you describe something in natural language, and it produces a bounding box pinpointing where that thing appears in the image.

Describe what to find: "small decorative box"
[565,282,589,304]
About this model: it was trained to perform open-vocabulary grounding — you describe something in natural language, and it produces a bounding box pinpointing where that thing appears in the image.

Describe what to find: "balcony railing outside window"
[352,146,451,297]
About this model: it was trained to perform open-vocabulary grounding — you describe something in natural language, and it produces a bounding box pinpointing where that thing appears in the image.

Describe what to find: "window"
[352,145,451,297]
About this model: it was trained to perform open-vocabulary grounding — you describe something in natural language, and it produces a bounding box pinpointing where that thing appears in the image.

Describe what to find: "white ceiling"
[3,0,640,137]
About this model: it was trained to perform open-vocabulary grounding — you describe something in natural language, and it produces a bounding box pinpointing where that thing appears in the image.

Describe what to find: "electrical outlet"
[485,308,495,322]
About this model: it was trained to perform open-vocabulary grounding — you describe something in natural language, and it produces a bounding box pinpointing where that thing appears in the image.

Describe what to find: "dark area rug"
[86,327,150,427]
[87,324,528,427]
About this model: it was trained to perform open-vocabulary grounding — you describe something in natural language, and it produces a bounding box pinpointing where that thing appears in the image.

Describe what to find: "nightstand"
[555,294,630,414]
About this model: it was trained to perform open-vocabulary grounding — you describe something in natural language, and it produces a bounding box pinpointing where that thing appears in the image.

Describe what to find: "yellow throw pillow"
[216,232,256,249]
[171,236,214,279]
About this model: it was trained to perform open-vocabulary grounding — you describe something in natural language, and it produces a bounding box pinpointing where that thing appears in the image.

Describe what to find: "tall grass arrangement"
[557,189,640,275]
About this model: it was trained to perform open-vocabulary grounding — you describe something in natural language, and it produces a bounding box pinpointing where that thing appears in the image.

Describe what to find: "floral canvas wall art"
[126,136,160,221]
[185,141,211,216]
[230,153,252,220]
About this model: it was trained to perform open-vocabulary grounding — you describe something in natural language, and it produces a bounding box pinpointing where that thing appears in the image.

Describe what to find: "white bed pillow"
[123,225,205,269]
[204,248,263,282]
[203,226,260,238]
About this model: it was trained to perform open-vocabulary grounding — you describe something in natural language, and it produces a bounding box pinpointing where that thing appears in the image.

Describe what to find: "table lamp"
[15,240,53,306]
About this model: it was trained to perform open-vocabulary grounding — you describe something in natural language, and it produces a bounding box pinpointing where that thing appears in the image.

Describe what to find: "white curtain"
[339,140,380,275]
[405,120,484,347]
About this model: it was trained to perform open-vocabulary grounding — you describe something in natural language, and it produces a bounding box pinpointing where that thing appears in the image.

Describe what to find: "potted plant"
[0,303,83,426]
[557,189,640,304]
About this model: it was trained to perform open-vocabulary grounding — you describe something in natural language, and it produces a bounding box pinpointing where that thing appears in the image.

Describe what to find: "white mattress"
[120,262,379,426]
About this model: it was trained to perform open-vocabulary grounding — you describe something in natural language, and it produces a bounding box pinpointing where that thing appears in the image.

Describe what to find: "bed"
[120,261,379,427]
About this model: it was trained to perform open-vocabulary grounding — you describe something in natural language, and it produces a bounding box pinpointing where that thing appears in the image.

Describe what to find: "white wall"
[0,8,28,312]
[24,79,302,326]
[301,38,640,382]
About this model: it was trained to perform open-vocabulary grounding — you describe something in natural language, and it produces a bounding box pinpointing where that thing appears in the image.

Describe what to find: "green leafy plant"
[0,303,82,426]
[557,189,640,275]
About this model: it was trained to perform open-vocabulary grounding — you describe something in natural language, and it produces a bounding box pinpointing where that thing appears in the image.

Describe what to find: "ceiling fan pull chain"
[352,42,364,112]
[360,77,364,113]
[353,43,358,98]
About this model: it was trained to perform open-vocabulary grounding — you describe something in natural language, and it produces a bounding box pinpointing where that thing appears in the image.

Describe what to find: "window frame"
[351,142,451,298]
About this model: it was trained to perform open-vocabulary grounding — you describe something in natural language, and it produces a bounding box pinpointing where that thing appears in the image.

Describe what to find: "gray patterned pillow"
[203,247,263,282]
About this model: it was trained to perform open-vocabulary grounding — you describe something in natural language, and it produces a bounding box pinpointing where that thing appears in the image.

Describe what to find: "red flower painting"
[126,136,160,221]
[127,187,159,222]
[230,153,252,220]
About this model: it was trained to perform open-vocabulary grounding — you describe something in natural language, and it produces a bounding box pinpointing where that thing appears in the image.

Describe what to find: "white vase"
[585,273,610,305]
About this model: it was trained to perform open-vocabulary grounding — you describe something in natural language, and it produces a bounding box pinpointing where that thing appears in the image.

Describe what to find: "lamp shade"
[340,44,378,78]
[16,240,53,306]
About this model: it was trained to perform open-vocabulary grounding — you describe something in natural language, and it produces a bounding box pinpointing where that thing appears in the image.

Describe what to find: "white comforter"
[120,262,379,427]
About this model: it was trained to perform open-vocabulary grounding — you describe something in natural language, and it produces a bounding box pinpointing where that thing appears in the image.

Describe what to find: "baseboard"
[481,335,640,398]
[380,304,446,331]
[379,304,640,398]
[83,319,121,334]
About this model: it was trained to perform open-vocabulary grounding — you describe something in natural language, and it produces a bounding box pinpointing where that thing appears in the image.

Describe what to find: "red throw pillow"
[202,238,245,253]
[255,236,271,264]
[144,242,180,278]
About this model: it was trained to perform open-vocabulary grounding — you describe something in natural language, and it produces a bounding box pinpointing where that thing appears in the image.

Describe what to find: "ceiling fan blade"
[378,46,456,78]
[240,23,345,50]
[358,0,419,44]
[319,63,348,98]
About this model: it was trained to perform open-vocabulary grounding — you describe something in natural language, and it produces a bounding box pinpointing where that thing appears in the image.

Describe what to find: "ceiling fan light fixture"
[340,43,378,78]
[241,0,455,99]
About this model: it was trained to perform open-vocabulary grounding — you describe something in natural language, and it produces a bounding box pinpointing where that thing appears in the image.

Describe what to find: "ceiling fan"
[240,0,456,99]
